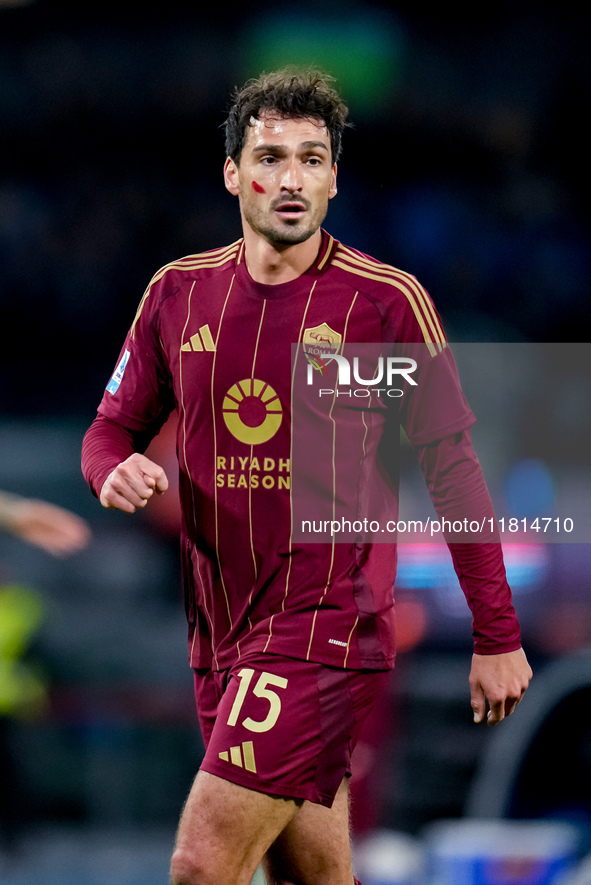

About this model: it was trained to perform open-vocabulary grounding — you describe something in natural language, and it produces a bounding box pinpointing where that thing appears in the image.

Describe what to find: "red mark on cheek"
[252,181,266,194]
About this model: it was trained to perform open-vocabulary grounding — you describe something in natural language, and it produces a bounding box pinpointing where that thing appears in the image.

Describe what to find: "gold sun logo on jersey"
[222,379,283,445]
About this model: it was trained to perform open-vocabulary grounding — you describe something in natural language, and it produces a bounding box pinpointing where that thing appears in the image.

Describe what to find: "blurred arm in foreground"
[0,491,91,557]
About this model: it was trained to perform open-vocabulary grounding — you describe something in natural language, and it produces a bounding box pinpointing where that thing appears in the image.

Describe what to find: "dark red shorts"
[193,653,389,808]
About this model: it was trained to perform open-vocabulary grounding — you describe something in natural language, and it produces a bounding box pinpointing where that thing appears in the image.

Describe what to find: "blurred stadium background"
[0,1,589,882]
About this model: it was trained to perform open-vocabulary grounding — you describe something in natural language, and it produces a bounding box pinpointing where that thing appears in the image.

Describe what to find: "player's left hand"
[469,648,532,726]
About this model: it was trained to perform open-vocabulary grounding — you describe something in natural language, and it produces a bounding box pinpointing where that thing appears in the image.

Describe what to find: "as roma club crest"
[302,323,342,359]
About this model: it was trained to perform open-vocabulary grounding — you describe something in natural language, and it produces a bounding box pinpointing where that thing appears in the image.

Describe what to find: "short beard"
[255,222,317,247]
[242,201,327,248]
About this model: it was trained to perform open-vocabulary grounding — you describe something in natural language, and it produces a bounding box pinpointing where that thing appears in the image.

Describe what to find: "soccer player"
[81,69,532,885]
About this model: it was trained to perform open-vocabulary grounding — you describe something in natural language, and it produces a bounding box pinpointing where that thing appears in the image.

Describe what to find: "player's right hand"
[99,453,169,513]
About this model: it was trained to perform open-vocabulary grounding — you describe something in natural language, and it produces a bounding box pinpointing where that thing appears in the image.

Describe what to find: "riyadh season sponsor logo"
[222,378,283,445]
[218,378,290,491]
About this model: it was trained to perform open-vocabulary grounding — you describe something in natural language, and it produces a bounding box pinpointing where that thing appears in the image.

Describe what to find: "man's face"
[224,113,337,247]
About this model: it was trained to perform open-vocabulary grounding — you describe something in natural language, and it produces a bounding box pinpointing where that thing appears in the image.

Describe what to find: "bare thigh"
[263,779,353,885]
[170,770,302,885]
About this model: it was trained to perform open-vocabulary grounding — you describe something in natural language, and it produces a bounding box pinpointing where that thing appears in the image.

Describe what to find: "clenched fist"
[100,453,169,514]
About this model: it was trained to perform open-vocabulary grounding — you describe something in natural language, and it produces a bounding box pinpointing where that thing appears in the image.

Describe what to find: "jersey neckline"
[234,229,338,300]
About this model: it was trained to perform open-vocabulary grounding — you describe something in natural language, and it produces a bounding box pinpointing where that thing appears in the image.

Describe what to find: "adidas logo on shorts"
[219,740,257,773]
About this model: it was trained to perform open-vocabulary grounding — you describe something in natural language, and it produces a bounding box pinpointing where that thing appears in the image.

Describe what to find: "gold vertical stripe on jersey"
[343,616,359,668]
[179,281,218,669]
[339,369,372,668]
[248,300,267,583]
[237,300,267,662]
[211,275,237,636]
[337,244,447,345]
[263,280,318,654]
[337,339,376,668]
[306,291,358,661]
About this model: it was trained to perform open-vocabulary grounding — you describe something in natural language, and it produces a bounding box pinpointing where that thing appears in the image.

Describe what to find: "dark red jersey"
[84,231,520,671]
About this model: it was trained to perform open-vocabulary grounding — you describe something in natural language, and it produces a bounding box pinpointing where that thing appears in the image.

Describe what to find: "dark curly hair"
[224,67,350,164]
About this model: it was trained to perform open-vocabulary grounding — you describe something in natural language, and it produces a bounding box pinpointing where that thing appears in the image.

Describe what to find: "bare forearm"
[0,490,90,555]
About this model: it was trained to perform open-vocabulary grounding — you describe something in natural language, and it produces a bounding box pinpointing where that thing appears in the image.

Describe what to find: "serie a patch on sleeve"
[106,349,130,395]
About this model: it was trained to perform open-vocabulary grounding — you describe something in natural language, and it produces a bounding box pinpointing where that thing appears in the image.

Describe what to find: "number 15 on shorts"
[227,668,288,733]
